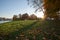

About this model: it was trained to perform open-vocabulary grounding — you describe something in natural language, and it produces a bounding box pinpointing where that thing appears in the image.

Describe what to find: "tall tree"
[43,0,60,20]
[28,0,60,20]
[28,0,60,40]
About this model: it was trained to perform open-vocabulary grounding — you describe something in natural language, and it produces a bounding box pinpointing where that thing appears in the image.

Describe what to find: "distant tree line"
[0,17,11,21]
[13,13,38,21]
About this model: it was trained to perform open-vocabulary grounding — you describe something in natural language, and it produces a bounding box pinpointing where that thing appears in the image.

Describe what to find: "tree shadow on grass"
[3,21,38,40]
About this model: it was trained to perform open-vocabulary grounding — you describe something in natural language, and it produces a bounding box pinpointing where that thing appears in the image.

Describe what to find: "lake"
[0,21,11,24]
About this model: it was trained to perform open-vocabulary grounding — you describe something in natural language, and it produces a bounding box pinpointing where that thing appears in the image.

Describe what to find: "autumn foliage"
[43,0,60,19]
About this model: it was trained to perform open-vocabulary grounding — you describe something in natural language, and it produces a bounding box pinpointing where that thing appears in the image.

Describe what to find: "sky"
[0,0,44,18]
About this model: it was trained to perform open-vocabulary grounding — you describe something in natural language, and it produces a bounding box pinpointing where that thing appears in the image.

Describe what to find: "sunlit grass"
[0,20,36,35]
[0,20,60,40]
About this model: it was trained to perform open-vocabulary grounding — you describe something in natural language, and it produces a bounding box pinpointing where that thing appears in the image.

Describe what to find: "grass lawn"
[0,20,60,40]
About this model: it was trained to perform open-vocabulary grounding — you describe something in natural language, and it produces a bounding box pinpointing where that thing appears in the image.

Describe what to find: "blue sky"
[0,0,35,18]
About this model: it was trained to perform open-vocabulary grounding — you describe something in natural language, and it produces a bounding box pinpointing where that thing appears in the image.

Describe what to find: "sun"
[36,11,44,18]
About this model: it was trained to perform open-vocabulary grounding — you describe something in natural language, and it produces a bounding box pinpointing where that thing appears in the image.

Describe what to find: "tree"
[21,13,29,20]
[43,0,60,20]
[19,14,22,20]
[28,0,60,20]
[28,0,43,12]
[13,15,17,21]
[29,14,37,20]
[28,0,60,40]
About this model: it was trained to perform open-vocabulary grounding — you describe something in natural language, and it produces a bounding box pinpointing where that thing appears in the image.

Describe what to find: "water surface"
[0,21,11,24]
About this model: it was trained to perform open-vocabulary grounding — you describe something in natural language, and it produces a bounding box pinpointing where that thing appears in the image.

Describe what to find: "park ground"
[0,20,60,40]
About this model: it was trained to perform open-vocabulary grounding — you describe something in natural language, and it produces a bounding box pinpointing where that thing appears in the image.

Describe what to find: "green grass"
[0,20,36,35]
[0,20,60,40]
